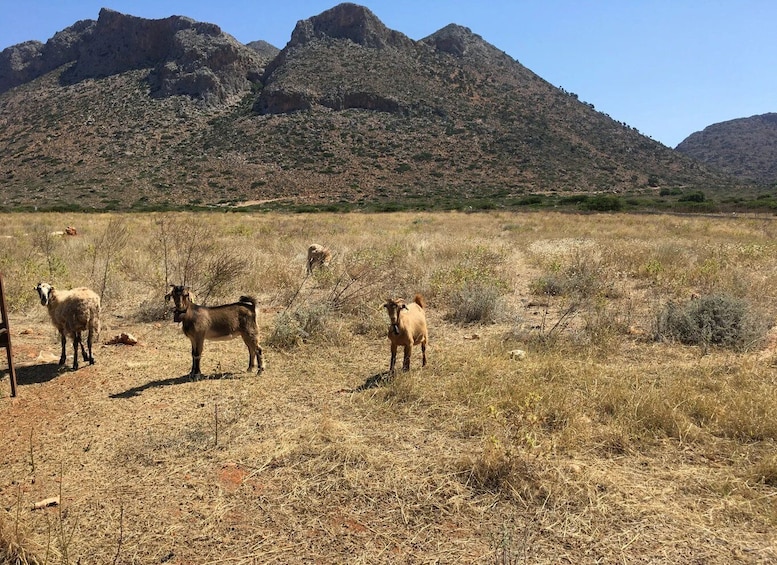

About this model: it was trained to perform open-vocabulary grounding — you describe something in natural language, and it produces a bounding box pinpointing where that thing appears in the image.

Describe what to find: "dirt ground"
[3,211,777,563]
[2,304,777,564]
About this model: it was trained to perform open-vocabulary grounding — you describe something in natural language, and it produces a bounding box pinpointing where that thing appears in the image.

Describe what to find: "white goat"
[35,283,101,370]
[383,294,428,372]
[307,243,332,274]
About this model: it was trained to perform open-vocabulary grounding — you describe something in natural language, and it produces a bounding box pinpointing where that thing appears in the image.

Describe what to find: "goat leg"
[78,331,89,362]
[190,340,204,378]
[72,332,81,370]
[59,332,67,366]
[389,343,398,372]
[421,343,427,367]
[87,328,95,364]
[255,346,265,374]
[403,345,412,371]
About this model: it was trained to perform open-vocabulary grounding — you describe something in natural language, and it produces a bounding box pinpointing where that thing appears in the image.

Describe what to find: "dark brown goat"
[166,285,265,378]
[383,294,428,372]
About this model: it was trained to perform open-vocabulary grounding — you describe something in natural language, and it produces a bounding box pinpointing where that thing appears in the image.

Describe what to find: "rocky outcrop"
[287,2,414,51]
[1,8,264,104]
[0,19,96,93]
[256,3,418,115]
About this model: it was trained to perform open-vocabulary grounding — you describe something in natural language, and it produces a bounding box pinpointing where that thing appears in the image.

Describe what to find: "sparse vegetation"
[1,210,777,562]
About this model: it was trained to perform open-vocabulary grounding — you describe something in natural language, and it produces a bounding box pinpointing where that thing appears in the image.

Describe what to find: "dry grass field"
[2,210,777,563]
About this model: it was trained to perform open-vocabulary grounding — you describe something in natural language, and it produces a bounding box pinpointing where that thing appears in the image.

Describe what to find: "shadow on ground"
[6,362,62,386]
[340,370,393,393]
[110,372,238,399]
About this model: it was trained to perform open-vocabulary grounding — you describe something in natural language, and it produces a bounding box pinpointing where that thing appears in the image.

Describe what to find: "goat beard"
[173,310,184,323]
[391,324,400,335]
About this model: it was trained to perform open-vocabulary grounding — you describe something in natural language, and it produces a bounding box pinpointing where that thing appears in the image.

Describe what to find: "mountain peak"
[288,3,414,50]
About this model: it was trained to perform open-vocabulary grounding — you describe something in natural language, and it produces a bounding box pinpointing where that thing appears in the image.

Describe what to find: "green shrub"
[583,195,623,212]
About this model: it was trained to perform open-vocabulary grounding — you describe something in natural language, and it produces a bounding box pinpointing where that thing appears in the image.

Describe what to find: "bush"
[266,302,339,349]
[266,312,302,349]
[447,282,504,324]
[530,252,605,299]
[582,195,623,212]
[655,294,767,351]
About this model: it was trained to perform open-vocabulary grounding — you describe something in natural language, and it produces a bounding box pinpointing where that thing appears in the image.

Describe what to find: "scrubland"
[2,210,777,563]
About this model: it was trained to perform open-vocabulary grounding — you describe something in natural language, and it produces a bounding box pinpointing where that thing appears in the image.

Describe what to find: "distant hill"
[0,3,751,211]
[675,113,777,186]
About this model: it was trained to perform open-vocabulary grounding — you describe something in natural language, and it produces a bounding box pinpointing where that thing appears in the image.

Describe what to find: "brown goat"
[166,285,265,378]
[307,243,332,274]
[383,294,428,372]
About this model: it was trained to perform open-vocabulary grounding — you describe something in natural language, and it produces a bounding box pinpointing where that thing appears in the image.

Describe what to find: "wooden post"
[0,273,18,397]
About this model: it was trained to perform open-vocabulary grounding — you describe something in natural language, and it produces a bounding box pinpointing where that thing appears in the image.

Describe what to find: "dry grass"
[2,211,777,563]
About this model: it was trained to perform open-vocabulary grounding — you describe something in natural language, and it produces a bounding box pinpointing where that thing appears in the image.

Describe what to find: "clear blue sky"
[1,1,774,148]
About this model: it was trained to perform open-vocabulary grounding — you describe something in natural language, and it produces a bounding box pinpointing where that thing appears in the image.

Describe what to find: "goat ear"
[401,304,409,310]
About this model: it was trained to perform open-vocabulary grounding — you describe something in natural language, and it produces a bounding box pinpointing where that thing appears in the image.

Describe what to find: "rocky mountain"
[0,8,267,103]
[675,113,777,186]
[0,3,750,211]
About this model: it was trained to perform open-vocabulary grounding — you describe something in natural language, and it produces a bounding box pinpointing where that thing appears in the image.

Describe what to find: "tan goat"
[307,243,332,274]
[383,294,428,372]
[166,285,265,378]
[35,282,100,370]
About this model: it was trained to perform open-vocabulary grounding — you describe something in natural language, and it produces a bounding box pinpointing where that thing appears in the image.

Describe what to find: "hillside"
[675,113,777,186]
[0,3,751,212]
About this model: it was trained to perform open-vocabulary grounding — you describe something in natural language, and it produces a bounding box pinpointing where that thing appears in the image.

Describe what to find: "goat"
[165,285,265,378]
[35,283,100,370]
[307,243,332,274]
[383,294,428,372]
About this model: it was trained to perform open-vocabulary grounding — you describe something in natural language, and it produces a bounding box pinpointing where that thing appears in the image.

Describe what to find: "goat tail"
[414,294,426,309]
[238,296,257,309]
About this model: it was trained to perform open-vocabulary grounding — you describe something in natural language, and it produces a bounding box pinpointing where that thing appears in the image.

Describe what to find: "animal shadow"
[110,372,238,399]
[9,363,61,386]
[341,370,393,393]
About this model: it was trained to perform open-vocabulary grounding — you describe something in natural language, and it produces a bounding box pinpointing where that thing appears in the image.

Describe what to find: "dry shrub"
[430,245,509,308]
[656,294,769,351]
[266,301,350,349]
[350,305,386,337]
[150,216,250,304]
[446,281,507,324]
[460,437,550,504]
[530,249,611,300]
[0,511,43,565]
[751,456,777,487]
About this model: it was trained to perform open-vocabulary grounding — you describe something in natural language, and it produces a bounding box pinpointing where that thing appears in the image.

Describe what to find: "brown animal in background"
[383,294,428,372]
[166,285,265,378]
[307,243,332,274]
[65,226,78,236]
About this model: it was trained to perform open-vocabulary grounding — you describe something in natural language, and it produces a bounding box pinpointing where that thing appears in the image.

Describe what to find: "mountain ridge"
[0,3,756,212]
